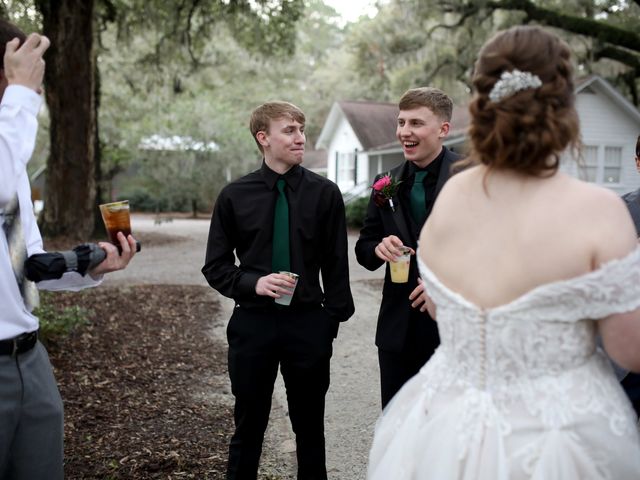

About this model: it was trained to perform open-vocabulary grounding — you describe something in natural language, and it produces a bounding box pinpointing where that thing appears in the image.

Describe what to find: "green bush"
[34,292,90,344]
[117,187,192,213]
[345,196,370,229]
[120,187,166,212]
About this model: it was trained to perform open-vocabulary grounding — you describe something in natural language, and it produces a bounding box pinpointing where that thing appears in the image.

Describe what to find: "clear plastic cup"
[275,272,299,306]
[389,247,411,283]
[99,200,131,244]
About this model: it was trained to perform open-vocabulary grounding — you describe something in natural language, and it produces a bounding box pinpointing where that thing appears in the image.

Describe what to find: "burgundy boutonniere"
[371,174,402,211]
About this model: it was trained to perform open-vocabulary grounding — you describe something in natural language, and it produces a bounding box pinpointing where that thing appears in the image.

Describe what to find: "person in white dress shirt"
[0,19,136,480]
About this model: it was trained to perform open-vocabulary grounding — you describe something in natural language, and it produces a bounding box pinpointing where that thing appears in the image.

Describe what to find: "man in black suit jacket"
[355,87,462,408]
[620,134,640,418]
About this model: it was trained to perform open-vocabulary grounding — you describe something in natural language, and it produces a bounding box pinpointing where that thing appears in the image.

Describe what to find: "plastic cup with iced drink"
[99,200,141,252]
[390,247,411,283]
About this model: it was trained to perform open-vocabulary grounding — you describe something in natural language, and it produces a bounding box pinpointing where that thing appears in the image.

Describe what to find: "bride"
[367,26,640,479]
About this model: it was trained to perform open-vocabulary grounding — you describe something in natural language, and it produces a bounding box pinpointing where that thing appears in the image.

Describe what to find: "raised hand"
[4,33,50,92]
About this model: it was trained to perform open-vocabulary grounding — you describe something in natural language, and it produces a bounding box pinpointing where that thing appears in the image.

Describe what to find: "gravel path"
[106,214,384,479]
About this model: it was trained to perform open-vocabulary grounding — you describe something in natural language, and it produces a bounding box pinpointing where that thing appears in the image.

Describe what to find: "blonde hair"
[249,101,305,153]
[398,87,453,122]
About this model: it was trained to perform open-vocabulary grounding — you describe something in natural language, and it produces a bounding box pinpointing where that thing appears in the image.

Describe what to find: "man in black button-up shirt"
[202,101,354,479]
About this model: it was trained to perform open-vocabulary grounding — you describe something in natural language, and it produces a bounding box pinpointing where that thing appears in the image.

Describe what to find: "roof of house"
[338,101,399,150]
[303,149,328,170]
[574,75,640,124]
[315,100,398,151]
[317,75,640,156]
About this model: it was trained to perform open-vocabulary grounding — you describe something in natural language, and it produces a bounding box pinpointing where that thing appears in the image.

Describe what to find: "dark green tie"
[272,178,290,272]
[410,171,428,225]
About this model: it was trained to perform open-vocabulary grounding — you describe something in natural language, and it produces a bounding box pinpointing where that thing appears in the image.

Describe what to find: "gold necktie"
[3,195,39,311]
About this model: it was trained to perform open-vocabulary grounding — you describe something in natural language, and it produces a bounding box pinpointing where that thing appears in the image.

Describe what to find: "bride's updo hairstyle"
[467,26,580,177]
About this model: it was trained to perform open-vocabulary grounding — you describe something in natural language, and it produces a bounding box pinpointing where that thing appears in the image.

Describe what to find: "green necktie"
[272,178,290,272]
[410,171,428,226]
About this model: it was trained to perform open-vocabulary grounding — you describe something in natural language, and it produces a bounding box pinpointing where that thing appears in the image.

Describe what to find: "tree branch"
[486,0,640,53]
[594,45,640,75]
[424,57,454,84]
[622,70,639,106]
[427,4,478,36]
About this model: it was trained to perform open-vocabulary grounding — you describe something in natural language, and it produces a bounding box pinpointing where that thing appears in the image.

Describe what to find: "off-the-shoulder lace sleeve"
[571,246,640,319]
[417,246,640,322]
[502,246,640,322]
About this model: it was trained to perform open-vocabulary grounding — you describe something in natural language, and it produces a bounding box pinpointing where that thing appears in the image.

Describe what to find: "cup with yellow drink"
[389,247,411,283]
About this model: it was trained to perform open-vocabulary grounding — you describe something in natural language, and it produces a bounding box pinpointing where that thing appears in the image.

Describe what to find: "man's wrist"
[1,84,42,116]
[239,272,262,297]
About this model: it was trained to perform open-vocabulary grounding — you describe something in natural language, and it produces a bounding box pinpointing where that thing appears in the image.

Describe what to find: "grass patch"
[33,291,90,343]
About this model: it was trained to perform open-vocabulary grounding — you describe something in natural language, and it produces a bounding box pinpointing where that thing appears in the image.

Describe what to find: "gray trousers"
[0,341,64,480]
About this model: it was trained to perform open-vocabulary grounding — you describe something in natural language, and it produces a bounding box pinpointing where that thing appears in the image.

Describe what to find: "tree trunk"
[191,198,198,218]
[93,57,106,237]
[37,0,98,239]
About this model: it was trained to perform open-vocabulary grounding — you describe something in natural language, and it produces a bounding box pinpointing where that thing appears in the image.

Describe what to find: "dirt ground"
[44,284,233,479]
[41,218,383,479]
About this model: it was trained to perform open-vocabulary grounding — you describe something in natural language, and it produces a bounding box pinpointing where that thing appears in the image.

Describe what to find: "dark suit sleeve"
[201,189,261,300]
[621,189,640,235]
[321,184,355,323]
[355,179,386,272]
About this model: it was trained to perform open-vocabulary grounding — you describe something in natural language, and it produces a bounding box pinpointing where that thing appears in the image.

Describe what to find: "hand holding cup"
[90,231,137,277]
[375,235,415,263]
[255,272,299,305]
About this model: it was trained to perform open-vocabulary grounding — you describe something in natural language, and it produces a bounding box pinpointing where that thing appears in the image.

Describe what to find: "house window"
[337,151,356,186]
[581,144,623,184]
[583,146,598,182]
[603,146,622,184]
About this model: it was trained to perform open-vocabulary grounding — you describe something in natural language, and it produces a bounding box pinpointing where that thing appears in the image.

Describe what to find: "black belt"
[0,331,38,356]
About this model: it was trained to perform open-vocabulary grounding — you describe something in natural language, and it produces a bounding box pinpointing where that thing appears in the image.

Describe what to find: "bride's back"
[420,166,634,309]
[418,25,637,311]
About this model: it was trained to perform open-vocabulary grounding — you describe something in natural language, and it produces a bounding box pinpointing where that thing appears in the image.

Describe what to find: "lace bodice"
[418,247,640,389]
[369,248,640,480]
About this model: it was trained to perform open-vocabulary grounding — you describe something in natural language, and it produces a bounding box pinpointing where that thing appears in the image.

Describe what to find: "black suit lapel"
[389,196,414,246]
[387,162,415,246]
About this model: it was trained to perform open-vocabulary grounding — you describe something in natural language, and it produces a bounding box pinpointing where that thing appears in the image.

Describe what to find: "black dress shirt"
[202,162,355,323]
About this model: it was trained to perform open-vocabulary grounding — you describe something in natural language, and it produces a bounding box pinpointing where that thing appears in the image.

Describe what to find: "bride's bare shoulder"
[563,175,627,212]
[562,175,637,259]
[435,164,483,199]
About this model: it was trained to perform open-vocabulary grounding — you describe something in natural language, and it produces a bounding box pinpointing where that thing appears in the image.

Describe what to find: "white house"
[315,101,399,196]
[316,75,640,198]
[560,76,640,195]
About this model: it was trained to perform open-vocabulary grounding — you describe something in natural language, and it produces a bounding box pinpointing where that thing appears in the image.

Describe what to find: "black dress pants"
[226,305,334,480]
[378,309,440,409]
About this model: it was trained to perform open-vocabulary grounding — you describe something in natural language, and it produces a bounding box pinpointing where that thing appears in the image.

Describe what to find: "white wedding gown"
[368,247,640,479]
